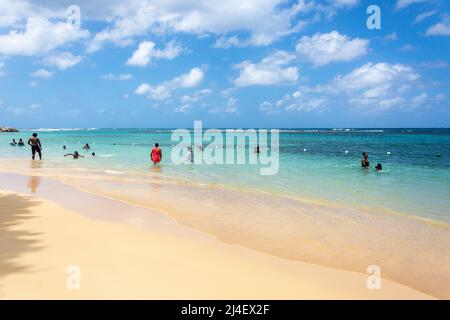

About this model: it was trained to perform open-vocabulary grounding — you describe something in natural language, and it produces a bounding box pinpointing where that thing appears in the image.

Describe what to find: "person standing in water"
[361,152,369,168]
[28,133,42,160]
[151,143,162,165]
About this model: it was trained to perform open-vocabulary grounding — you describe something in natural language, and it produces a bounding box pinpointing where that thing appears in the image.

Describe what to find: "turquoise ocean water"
[1,128,450,222]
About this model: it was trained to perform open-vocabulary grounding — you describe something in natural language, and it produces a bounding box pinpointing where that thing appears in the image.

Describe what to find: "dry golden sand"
[0,190,433,299]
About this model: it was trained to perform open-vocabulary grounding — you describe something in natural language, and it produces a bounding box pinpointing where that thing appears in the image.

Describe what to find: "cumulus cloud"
[0,17,89,56]
[135,67,204,99]
[126,40,182,67]
[30,68,53,78]
[43,51,83,70]
[263,62,425,113]
[234,51,298,87]
[85,0,331,51]
[332,62,419,92]
[295,31,369,67]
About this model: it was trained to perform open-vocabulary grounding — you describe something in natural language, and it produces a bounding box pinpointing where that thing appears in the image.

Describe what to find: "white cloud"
[126,40,182,67]
[234,51,298,87]
[265,62,425,114]
[411,92,428,108]
[330,63,421,110]
[412,10,437,24]
[30,68,53,78]
[174,104,192,113]
[175,67,204,87]
[332,0,360,7]
[5,102,41,115]
[295,31,369,67]
[101,73,133,80]
[225,97,238,113]
[86,0,323,51]
[426,19,450,36]
[180,89,212,103]
[208,97,239,114]
[135,67,204,100]
[384,32,398,41]
[332,62,419,92]
[0,17,90,56]
[214,35,245,48]
[378,97,406,109]
[43,51,82,70]
[396,0,428,10]
[135,83,152,95]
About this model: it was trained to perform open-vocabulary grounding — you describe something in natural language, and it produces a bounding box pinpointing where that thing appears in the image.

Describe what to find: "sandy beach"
[0,174,434,299]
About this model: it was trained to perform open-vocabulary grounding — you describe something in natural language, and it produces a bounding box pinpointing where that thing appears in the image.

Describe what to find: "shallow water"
[1,128,449,222]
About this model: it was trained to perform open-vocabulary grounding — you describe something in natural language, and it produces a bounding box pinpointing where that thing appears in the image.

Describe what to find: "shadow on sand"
[0,193,42,294]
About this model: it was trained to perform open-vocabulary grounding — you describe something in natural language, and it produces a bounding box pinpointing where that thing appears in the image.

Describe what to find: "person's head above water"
[74,151,79,156]
[92,152,95,156]
[155,143,159,147]
[32,133,38,137]
[375,163,382,171]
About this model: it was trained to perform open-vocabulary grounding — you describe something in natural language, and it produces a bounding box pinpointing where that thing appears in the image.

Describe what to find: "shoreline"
[0,185,434,299]
[0,157,449,226]
[0,169,449,298]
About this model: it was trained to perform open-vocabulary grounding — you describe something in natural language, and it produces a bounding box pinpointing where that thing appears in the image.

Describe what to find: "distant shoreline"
[0,127,19,132]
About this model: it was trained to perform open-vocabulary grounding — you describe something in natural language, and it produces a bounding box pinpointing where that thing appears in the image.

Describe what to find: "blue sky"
[0,0,449,128]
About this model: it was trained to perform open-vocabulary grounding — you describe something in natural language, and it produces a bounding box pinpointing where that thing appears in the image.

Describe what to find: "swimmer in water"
[10,139,17,146]
[82,143,90,150]
[18,139,25,146]
[92,152,96,156]
[255,145,260,154]
[64,151,84,159]
[375,163,382,171]
[361,152,369,168]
